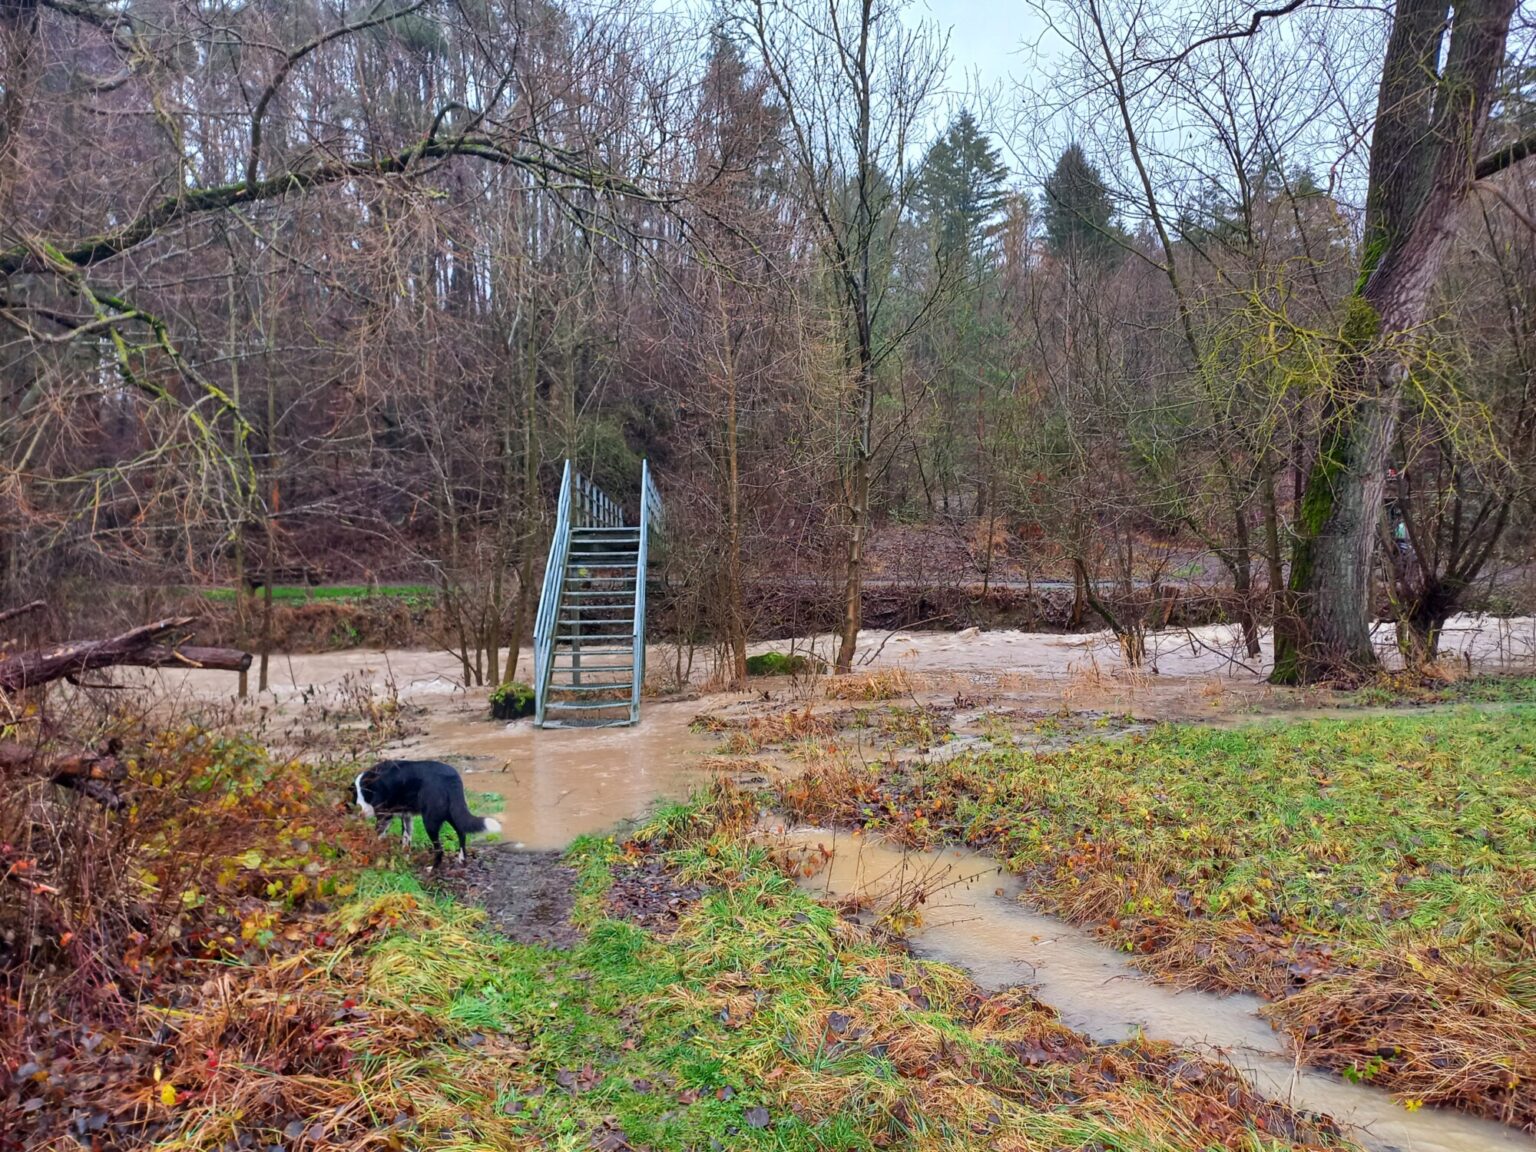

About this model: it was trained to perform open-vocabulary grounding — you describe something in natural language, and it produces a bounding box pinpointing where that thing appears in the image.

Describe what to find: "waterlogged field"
[777,705,1536,1124]
[4,728,1352,1152]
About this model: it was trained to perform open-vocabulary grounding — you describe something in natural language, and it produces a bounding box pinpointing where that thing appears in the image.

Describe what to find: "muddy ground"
[441,849,583,947]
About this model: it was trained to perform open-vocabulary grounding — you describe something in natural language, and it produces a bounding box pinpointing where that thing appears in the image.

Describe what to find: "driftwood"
[0,616,252,694]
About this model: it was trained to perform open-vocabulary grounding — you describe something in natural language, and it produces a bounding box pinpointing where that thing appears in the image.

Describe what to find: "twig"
[0,600,47,627]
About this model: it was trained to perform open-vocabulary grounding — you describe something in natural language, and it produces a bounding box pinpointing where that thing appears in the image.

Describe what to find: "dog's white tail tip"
[483,817,503,834]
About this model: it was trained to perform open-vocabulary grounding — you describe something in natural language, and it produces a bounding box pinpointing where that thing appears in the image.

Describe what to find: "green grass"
[325,814,1345,1151]
[916,708,1536,961]
[200,583,436,605]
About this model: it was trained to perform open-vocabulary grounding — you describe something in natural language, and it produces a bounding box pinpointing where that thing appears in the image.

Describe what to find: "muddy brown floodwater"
[764,826,1531,1152]
[386,699,719,851]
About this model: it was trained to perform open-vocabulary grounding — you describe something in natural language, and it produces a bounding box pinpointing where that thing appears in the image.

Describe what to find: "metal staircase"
[533,460,663,728]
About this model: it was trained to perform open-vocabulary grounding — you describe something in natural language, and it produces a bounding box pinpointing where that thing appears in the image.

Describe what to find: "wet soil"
[604,852,706,936]
[446,844,708,945]
[443,848,582,948]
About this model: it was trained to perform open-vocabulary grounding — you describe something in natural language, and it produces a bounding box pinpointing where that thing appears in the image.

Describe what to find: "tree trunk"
[1273,380,1398,681]
[226,258,249,700]
[723,325,748,686]
[258,360,277,693]
[836,395,870,674]
[505,315,541,685]
[1271,0,1517,684]
[0,617,250,693]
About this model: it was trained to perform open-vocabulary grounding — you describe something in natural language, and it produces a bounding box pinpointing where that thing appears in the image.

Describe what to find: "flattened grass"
[781,705,1536,1122]
[162,803,1351,1151]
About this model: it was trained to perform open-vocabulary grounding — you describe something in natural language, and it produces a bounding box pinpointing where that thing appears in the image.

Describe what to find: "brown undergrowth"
[0,719,386,1150]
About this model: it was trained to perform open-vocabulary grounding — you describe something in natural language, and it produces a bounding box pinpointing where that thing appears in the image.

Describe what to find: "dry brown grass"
[825,667,919,701]
[1266,953,1536,1122]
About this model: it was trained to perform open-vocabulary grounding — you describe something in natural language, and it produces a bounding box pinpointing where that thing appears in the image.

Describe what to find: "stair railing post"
[631,459,654,724]
[533,460,574,727]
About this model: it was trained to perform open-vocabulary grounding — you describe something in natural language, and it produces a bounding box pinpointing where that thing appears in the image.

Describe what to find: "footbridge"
[532,461,664,728]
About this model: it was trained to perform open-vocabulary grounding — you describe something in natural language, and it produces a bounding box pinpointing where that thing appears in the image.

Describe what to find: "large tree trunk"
[1272,0,1518,684]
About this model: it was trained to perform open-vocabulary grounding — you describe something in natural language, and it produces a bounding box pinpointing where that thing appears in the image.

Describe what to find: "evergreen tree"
[915,109,1008,261]
[1041,143,1121,264]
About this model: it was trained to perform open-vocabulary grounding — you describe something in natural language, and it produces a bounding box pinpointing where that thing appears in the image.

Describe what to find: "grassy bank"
[5,732,1352,1151]
[155,801,1350,1151]
[777,706,1536,1124]
[201,584,437,605]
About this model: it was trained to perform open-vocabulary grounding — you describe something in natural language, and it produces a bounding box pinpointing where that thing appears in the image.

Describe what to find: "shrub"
[745,651,823,677]
[489,681,536,720]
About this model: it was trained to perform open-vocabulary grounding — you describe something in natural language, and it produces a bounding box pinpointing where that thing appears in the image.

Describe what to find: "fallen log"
[0,617,252,694]
[0,739,129,809]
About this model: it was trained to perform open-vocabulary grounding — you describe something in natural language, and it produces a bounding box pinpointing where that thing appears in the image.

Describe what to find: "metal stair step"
[553,631,633,643]
[551,664,633,674]
[566,561,638,568]
[546,700,632,711]
[547,681,633,693]
[550,646,632,656]
[572,526,641,534]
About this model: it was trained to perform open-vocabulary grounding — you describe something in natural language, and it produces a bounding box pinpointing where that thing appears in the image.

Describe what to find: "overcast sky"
[903,0,1049,100]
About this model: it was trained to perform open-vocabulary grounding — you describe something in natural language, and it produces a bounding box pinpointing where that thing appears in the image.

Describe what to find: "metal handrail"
[640,457,664,541]
[532,460,575,725]
[629,460,656,722]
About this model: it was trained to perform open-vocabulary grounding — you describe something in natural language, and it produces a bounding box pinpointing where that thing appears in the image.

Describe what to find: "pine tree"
[1041,143,1120,264]
[915,109,1008,261]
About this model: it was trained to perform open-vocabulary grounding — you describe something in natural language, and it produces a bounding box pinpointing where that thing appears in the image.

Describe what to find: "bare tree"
[736,0,948,672]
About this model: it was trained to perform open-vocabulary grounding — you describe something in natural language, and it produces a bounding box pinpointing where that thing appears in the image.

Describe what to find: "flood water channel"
[765,826,1530,1152]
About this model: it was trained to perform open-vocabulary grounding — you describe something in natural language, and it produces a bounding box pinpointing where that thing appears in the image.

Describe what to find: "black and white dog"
[352,759,502,869]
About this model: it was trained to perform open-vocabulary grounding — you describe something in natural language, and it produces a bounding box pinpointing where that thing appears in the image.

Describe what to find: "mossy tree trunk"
[1271,0,1521,684]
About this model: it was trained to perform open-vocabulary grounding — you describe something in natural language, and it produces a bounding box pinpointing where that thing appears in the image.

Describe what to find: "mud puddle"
[388,699,720,851]
[765,826,1531,1152]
